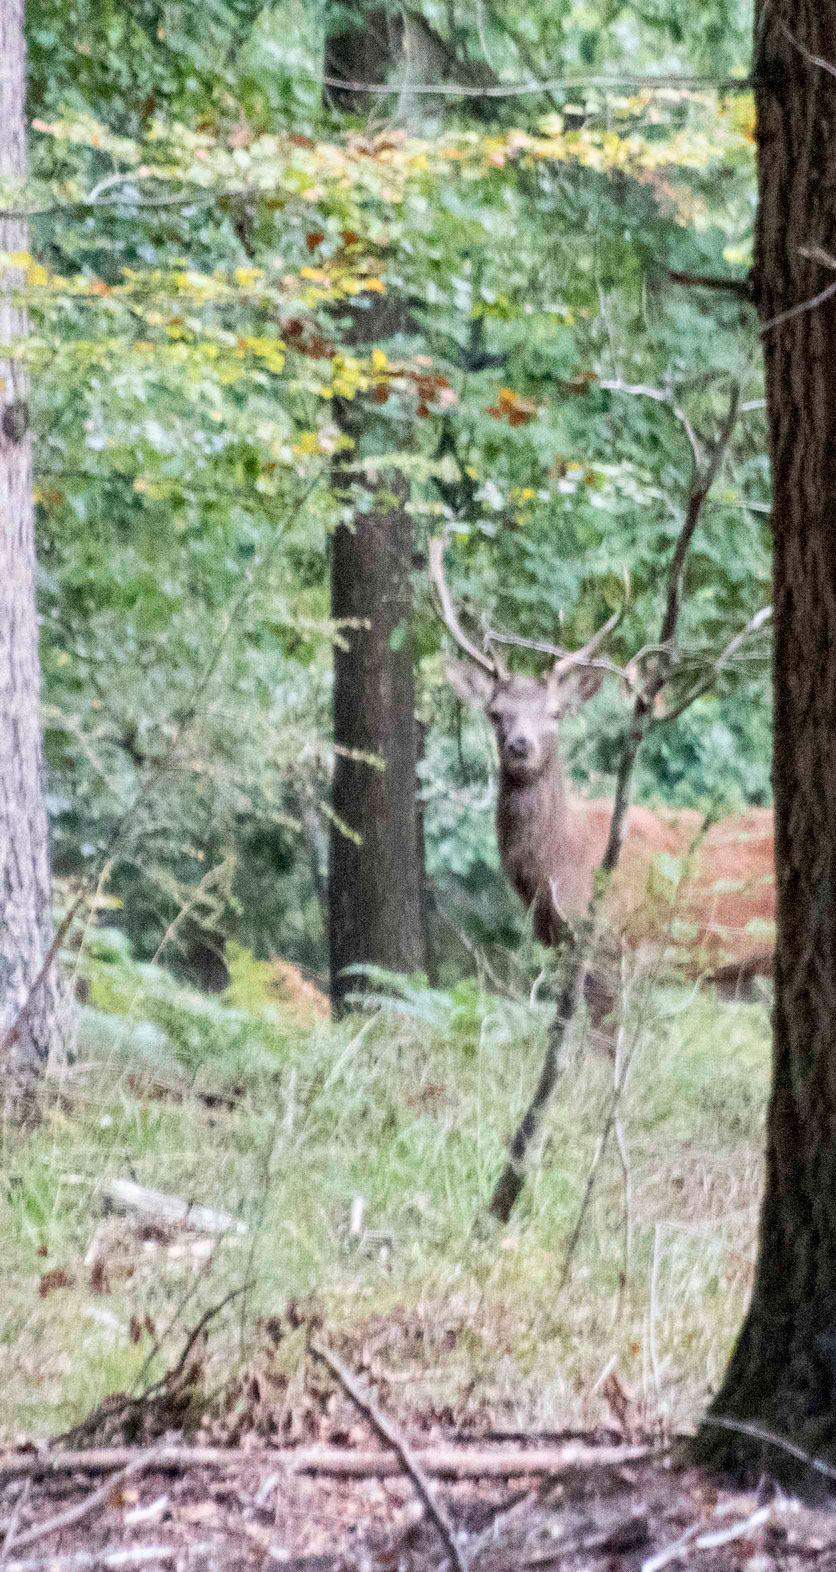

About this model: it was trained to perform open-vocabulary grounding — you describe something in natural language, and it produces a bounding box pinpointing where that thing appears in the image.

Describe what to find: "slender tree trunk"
[696,1,836,1480]
[0,0,71,1083]
[324,3,427,1012]
[329,474,426,1011]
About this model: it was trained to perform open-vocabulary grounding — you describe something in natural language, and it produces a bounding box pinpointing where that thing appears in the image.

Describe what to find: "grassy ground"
[0,943,770,1445]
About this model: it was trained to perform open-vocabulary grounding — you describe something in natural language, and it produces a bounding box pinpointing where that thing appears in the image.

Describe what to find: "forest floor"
[4,1432,836,1571]
[0,950,792,1566]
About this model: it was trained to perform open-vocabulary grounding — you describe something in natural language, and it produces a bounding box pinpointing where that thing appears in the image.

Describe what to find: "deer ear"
[445,658,495,708]
[547,664,605,715]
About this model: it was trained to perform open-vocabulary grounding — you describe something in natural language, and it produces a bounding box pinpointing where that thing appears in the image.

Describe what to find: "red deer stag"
[430,540,774,1021]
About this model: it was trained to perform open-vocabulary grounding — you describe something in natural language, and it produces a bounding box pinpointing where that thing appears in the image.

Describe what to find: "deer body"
[445,658,774,1003]
[430,537,774,1009]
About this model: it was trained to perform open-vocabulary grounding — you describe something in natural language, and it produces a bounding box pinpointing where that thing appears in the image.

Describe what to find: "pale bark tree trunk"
[0,0,71,1083]
[696,1,836,1480]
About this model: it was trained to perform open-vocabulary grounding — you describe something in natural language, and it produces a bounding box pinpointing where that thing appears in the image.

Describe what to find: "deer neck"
[497,744,574,912]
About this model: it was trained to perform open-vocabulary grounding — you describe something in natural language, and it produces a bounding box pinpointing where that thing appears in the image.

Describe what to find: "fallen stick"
[0,1451,161,1556]
[309,1339,466,1572]
[9,1545,214,1572]
[3,1548,195,1572]
[0,1440,650,1485]
[102,1179,247,1237]
[641,1505,772,1572]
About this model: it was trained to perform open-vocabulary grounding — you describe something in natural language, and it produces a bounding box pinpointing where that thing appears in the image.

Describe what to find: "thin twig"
[659,381,740,647]
[482,626,629,682]
[668,269,753,299]
[614,1116,632,1291]
[315,67,752,98]
[648,1222,663,1403]
[58,1287,248,1449]
[0,1451,160,1555]
[778,19,836,79]
[308,1339,466,1572]
[3,1551,192,1572]
[488,378,743,1222]
[700,1413,836,1482]
[556,1001,640,1292]
[0,1481,30,1569]
[641,1522,703,1572]
[654,605,771,724]
[760,277,836,335]
[0,470,322,1058]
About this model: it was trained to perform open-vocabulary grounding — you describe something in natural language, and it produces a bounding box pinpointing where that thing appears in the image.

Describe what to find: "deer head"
[429,537,619,782]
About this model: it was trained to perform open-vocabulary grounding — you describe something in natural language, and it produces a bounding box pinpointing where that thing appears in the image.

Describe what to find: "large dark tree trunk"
[0,0,71,1083]
[329,479,426,1010]
[696,1,836,1481]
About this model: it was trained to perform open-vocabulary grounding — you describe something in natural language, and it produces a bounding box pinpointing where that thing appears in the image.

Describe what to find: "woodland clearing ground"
[0,954,768,1445]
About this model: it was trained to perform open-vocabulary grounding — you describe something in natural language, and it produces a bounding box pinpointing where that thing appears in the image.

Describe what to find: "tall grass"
[0,947,769,1441]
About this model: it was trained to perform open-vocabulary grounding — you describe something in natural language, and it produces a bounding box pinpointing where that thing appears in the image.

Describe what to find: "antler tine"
[429,537,500,677]
[552,568,630,676]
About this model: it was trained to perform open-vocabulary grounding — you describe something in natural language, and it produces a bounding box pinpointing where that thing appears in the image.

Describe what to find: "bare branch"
[761,277,836,335]
[600,379,672,403]
[57,1287,248,1451]
[313,68,752,99]
[488,378,744,1223]
[0,471,323,1057]
[701,1414,836,1484]
[0,1451,162,1556]
[309,1339,466,1572]
[483,627,630,683]
[0,1440,650,1486]
[3,1549,187,1572]
[659,380,740,648]
[778,19,836,80]
[668,269,754,299]
[654,604,772,724]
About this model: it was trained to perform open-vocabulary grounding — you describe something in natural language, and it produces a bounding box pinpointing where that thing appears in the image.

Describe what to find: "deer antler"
[428,537,506,676]
[552,568,630,677]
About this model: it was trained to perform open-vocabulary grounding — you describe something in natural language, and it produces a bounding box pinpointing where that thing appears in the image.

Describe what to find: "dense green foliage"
[17,0,769,983]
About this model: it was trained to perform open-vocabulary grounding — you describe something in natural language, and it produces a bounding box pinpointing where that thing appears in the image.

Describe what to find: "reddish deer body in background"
[431,542,774,1024]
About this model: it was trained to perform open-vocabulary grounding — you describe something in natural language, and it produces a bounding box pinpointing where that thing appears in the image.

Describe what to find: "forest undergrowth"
[0,942,768,1447]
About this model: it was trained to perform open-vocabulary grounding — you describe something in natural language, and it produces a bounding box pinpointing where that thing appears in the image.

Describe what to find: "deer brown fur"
[433,547,774,1014]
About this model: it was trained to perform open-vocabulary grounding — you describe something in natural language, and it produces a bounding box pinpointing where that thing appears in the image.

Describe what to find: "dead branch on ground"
[0,1451,160,1557]
[2,1549,203,1572]
[0,1439,650,1486]
[309,1338,466,1572]
[100,1179,247,1237]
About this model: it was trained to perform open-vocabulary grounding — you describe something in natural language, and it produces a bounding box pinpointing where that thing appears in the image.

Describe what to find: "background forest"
[1,0,779,1453]
[24,0,770,989]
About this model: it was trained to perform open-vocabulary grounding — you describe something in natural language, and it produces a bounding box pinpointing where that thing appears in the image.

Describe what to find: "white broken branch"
[101,1179,247,1236]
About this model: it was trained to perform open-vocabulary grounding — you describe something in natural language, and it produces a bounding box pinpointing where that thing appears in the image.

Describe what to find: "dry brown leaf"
[39,1268,75,1297]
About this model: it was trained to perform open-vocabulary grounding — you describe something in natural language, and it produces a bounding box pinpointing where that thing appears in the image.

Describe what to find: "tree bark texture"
[696,0,836,1480]
[0,0,71,1080]
[325,7,427,1011]
[328,479,426,1011]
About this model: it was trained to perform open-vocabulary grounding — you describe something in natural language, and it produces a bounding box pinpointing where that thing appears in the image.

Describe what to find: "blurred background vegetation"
[22,0,769,993]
